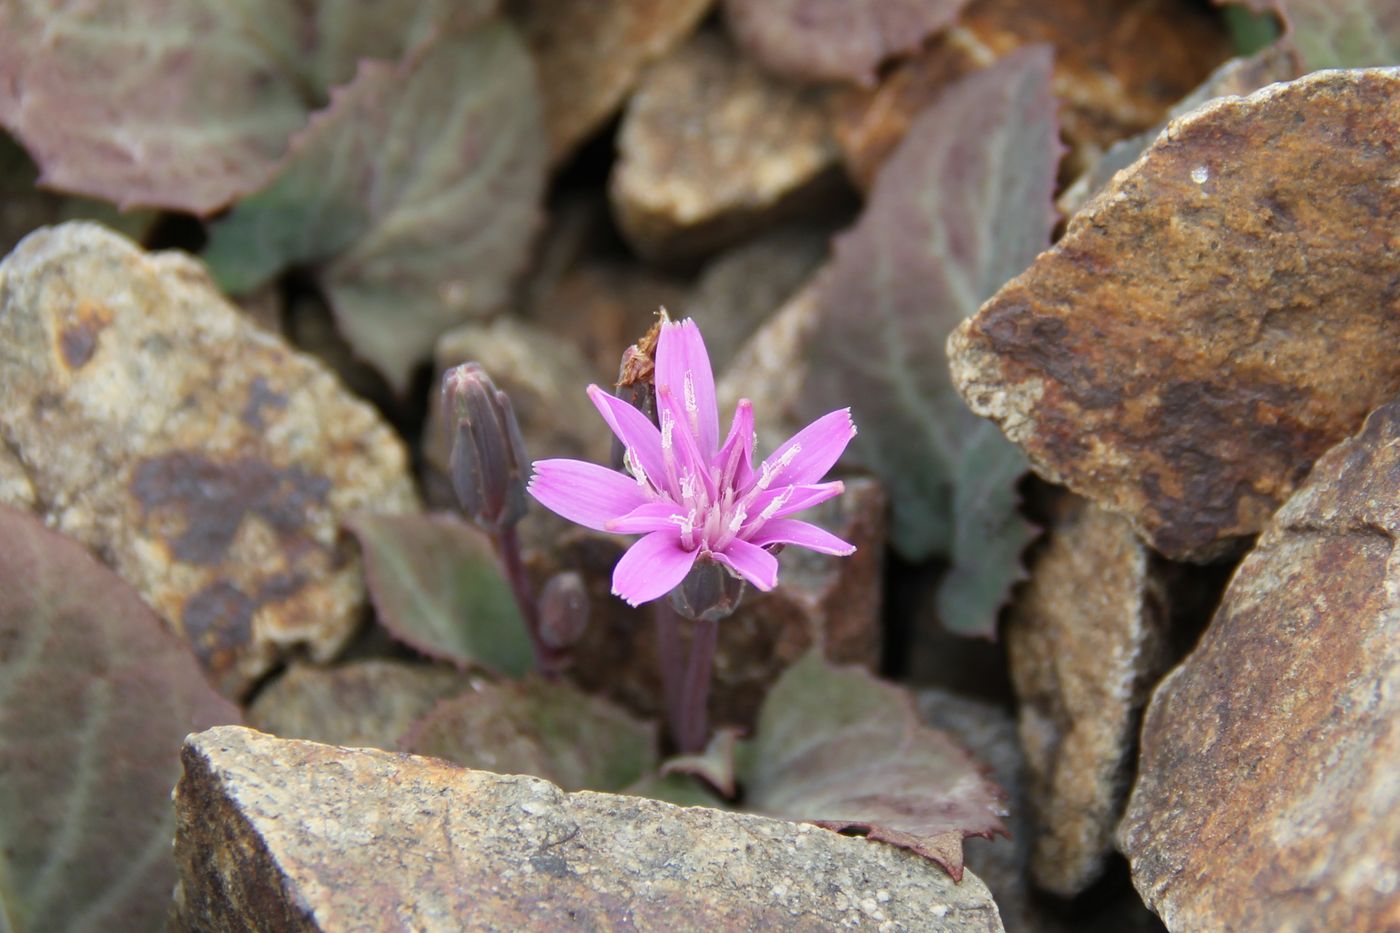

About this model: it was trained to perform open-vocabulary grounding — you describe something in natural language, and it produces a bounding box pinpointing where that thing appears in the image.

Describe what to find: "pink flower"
[529,317,857,607]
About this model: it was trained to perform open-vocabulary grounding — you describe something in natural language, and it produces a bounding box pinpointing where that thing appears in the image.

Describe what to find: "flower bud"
[538,571,589,651]
[610,343,659,471]
[442,362,528,530]
[669,559,746,622]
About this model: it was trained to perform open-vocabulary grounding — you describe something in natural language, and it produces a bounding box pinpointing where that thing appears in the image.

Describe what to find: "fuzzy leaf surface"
[348,512,533,677]
[0,504,240,932]
[723,0,970,85]
[739,652,1007,880]
[801,46,1059,575]
[1233,0,1400,68]
[402,678,656,792]
[204,22,547,389]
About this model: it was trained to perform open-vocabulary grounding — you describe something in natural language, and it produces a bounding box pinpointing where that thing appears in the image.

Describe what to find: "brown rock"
[833,0,1232,189]
[611,30,845,263]
[509,0,712,165]
[1006,497,1171,896]
[950,68,1400,561]
[172,725,1006,932]
[246,660,476,751]
[1118,400,1400,933]
[0,223,419,697]
[552,477,886,729]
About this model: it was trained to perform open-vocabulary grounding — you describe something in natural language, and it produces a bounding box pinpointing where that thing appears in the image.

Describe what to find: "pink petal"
[605,500,684,534]
[655,318,720,457]
[757,408,856,489]
[745,481,846,524]
[711,538,779,591]
[612,531,700,606]
[528,459,647,532]
[746,518,856,556]
[586,385,668,492]
[658,386,718,501]
[717,399,756,490]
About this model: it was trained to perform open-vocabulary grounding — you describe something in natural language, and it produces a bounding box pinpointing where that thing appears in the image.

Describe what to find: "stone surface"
[509,0,712,165]
[1005,496,1171,897]
[172,725,1006,932]
[950,68,1400,561]
[611,30,844,263]
[550,477,886,729]
[832,0,1232,189]
[246,660,475,752]
[0,223,419,697]
[1118,400,1400,933]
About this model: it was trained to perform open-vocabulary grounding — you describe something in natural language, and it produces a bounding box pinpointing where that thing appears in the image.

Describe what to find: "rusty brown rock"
[509,0,712,165]
[552,477,886,729]
[246,660,476,752]
[1118,400,1400,933]
[611,30,845,263]
[833,0,1232,189]
[172,725,1006,932]
[0,223,419,697]
[1005,496,1172,897]
[950,68,1400,561]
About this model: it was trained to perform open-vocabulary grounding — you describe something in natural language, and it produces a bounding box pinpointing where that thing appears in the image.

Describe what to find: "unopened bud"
[538,571,589,651]
[611,341,659,471]
[669,559,745,622]
[442,362,529,530]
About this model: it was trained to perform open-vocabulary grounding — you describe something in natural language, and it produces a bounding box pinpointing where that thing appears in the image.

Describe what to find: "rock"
[832,0,1232,189]
[1005,497,1172,896]
[611,30,845,264]
[246,660,476,752]
[510,0,712,165]
[1118,400,1400,933]
[551,477,886,729]
[172,725,1007,932]
[950,68,1400,561]
[423,315,608,517]
[0,223,419,697]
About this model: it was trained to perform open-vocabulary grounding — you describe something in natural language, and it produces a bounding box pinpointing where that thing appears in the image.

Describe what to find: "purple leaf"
[401,678,657,793]
[205,22,547,391]
[347,512,533,676]
[723,0,972,85]
[799,47,1058,632]
[0,504,240,930]
[739,652,1007,880]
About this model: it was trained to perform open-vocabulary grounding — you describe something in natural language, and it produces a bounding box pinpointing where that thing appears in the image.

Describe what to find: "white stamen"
[756,443,801,491]
[661,412,674,451]
[758,488,792,522]
[684,372,697,413]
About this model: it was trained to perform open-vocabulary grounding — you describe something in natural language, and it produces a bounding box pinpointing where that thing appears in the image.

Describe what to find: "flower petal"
[658,385,718,501]
[755,408,857,490]
[711,538,779,591]
[746,518,856,556]
[612,531,700,606]
[605,500,684,534]
[717,398,755,491]
[528,459,648,532]
[745,481,846,525]
[586,384,668,492]
[655,318,720,458]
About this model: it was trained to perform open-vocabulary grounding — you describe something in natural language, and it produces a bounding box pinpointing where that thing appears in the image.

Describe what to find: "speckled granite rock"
[171,725,1006,932]
[0,223,419,697]
[1118,400,1400,933]
[950,68,1400,561]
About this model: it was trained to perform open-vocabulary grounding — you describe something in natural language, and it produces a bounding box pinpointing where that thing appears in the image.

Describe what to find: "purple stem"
[676,616,719,754]
[493,524,563,676]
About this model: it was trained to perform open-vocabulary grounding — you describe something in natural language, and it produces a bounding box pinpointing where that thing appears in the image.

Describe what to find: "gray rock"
[172,725,1006,932]
[1119,400,1400,932]
[0,223,419,697]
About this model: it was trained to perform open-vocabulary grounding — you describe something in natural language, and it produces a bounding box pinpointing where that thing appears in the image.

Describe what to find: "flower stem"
[493,524,563,676]
[654,601,685,744]
[676,616,719,754]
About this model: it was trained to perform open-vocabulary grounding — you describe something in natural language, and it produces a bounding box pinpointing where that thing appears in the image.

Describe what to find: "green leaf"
[204,22,547,390]
[935,421,1036,637]
[347,512,533,677]
[0,504,240,932]
[660,727,743,798]
[1243,0,1400,68]
[0,1,309,214]
[401,678,657,793]
[800,48,1060,564]
[738,652,1007,880]
[723,0,970,85]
